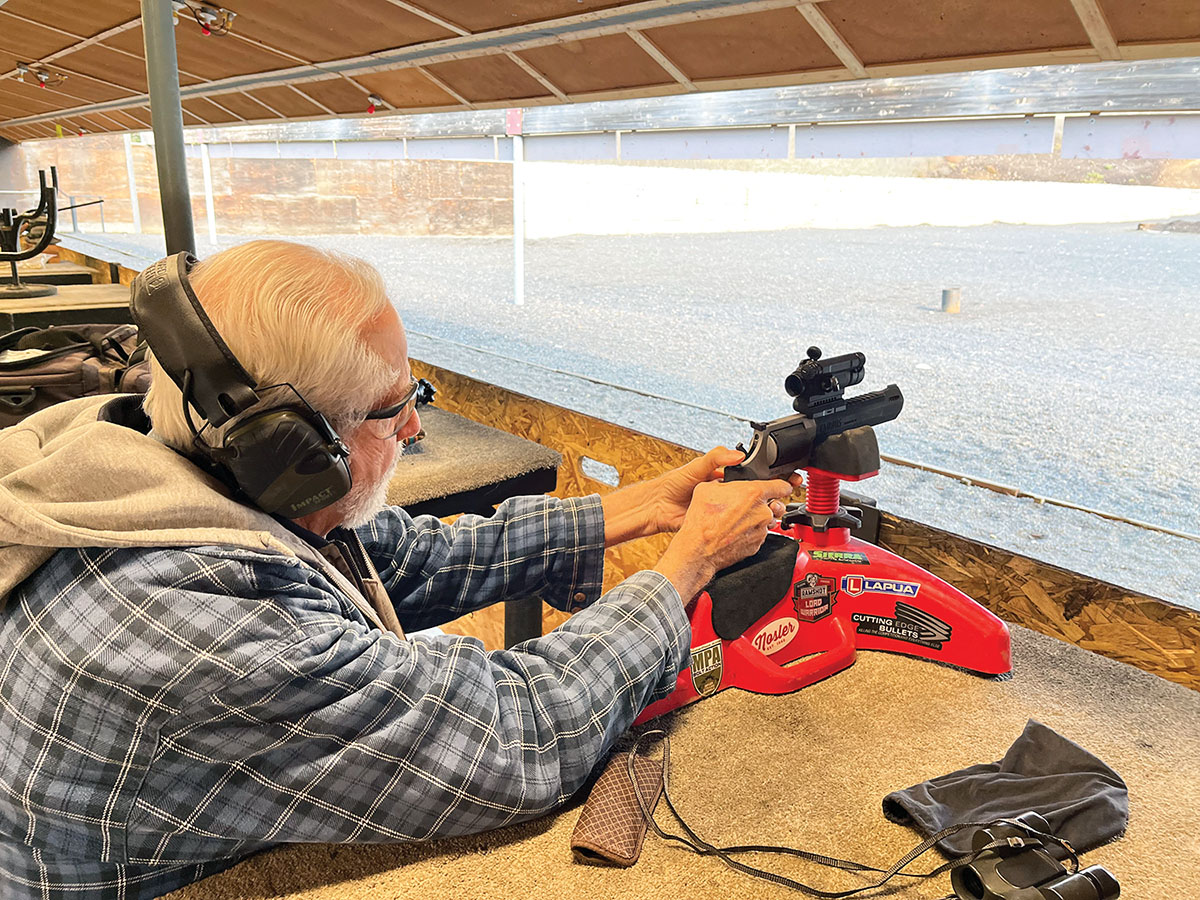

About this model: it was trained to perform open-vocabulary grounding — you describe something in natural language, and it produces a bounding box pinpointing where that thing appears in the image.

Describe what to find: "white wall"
[522,162,1200,237]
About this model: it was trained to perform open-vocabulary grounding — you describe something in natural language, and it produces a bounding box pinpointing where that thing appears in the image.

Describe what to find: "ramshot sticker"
[794,573,837,623]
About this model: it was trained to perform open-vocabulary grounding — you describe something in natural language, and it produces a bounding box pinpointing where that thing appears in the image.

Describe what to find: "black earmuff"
[130,251,352,518]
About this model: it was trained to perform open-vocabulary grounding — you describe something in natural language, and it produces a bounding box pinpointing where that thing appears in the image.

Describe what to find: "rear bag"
[0,324,151,428]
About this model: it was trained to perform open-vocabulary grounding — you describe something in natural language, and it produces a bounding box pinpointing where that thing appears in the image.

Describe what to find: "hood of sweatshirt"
[0,394,300,606]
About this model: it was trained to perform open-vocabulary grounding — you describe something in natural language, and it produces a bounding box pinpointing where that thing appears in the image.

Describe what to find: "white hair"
[143,240,399,451]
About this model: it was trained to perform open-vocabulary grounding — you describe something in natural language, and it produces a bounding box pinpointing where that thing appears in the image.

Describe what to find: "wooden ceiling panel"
[0,82,101,119]
[352,68,457,109]
[295,78,372,115]
[183,96,242,125]
[411,1,632,33]
[0,83,65,115]
[1100,0,1200,43]
[423,55,551,103]
[4,0,1200,141]
[204,90,284,120]
[518,33,677,95]
[245,84,325,118]
[643,9,842,80]
[2,0,140,37]
[104,108,150,130]
[59,44,149,92]
[12,70,135,104]
[0,14,77,61]
[825,0,1092,65]
[226,0,455,63]
[102,24,297,82]
[75,114,117,133]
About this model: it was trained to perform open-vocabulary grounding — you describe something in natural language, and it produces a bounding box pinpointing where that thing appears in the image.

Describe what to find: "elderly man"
[0,240,794,899]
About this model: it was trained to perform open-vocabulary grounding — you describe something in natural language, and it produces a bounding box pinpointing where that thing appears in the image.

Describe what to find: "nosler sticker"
[689,639,723,696]
[810,549,870,565]
[751,617,799,656]
[851,602,952,650]
[793,573,837,623]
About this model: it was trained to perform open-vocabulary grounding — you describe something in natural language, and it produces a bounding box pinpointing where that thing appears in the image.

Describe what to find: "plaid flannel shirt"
[0,495,690,899]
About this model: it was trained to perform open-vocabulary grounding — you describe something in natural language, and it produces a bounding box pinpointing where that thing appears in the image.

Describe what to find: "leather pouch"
[570,749,664,867]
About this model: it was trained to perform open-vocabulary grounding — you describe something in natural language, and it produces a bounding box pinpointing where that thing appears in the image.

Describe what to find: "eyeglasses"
[362,376,425,440]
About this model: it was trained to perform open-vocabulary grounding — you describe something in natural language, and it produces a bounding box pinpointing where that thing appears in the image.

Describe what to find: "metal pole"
[141,0,195,255]
[69,195,78,233]
[123,132,142,233]
[200,142,217,246]
[512,134,525,306]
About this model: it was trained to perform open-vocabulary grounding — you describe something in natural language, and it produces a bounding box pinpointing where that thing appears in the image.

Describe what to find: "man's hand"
[654,478,794,603]
[600,446,800,548]
[647,446,744,534]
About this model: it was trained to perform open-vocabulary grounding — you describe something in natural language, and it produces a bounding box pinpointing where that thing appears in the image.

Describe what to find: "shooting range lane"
[163,625,1200,900]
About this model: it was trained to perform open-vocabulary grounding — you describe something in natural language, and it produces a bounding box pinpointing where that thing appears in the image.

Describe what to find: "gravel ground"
[79,225,1200,610]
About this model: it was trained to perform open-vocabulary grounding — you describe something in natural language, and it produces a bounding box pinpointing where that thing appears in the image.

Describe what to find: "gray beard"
[339,450,403,529]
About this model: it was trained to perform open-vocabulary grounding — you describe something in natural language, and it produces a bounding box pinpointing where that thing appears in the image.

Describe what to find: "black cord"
[624,732,1079,899]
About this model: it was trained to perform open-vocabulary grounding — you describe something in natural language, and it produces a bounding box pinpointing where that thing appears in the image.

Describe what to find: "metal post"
[68,195,78,233]
[942,287,962,314]
[512,133,525,306]
[141,0,196,255]
[123,132,142,233]
[200,142,217,246]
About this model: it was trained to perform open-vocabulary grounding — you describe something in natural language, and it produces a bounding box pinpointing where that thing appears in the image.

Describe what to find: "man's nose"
[397,410,421,442]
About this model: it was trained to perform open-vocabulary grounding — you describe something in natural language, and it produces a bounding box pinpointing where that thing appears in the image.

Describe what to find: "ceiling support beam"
[795,3,867,78]
[290,84,337,115]
[627,30,697,90]
[1067,0,1121,60]
[380,0,472,36]
[0,14,142,82]
[415,67,475,108]
[202,95,246,121]
[0,0,824,128]
[223,29,391,110]
[505,52,570,102]
[141,0,195,255]
[235,90,287,119]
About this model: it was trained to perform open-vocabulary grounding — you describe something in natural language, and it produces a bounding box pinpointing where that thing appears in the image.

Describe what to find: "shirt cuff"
[546,494,606,613]
[623,569,691,699]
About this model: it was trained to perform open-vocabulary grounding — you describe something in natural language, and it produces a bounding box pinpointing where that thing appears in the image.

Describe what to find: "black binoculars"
[951,813,1120,900]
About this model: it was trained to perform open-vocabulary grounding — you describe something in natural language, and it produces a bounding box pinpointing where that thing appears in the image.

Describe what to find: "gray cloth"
[882,719,1128,856]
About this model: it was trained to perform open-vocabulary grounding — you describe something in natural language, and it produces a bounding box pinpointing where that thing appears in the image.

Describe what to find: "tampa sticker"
[794,573,837,623]
[751,617,799,656]
[690,639,723,696]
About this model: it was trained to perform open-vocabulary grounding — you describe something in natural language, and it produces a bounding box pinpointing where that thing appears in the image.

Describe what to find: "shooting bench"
[0,259,96,286]
[164,624,1199,900]
[386,405,561,646]
[0,282,133,331]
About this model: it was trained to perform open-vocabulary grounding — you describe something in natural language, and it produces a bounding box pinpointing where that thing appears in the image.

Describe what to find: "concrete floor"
[79,224,1200,610]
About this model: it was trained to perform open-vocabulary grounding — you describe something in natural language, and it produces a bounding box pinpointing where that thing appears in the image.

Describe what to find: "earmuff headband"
[130,251,260,427]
